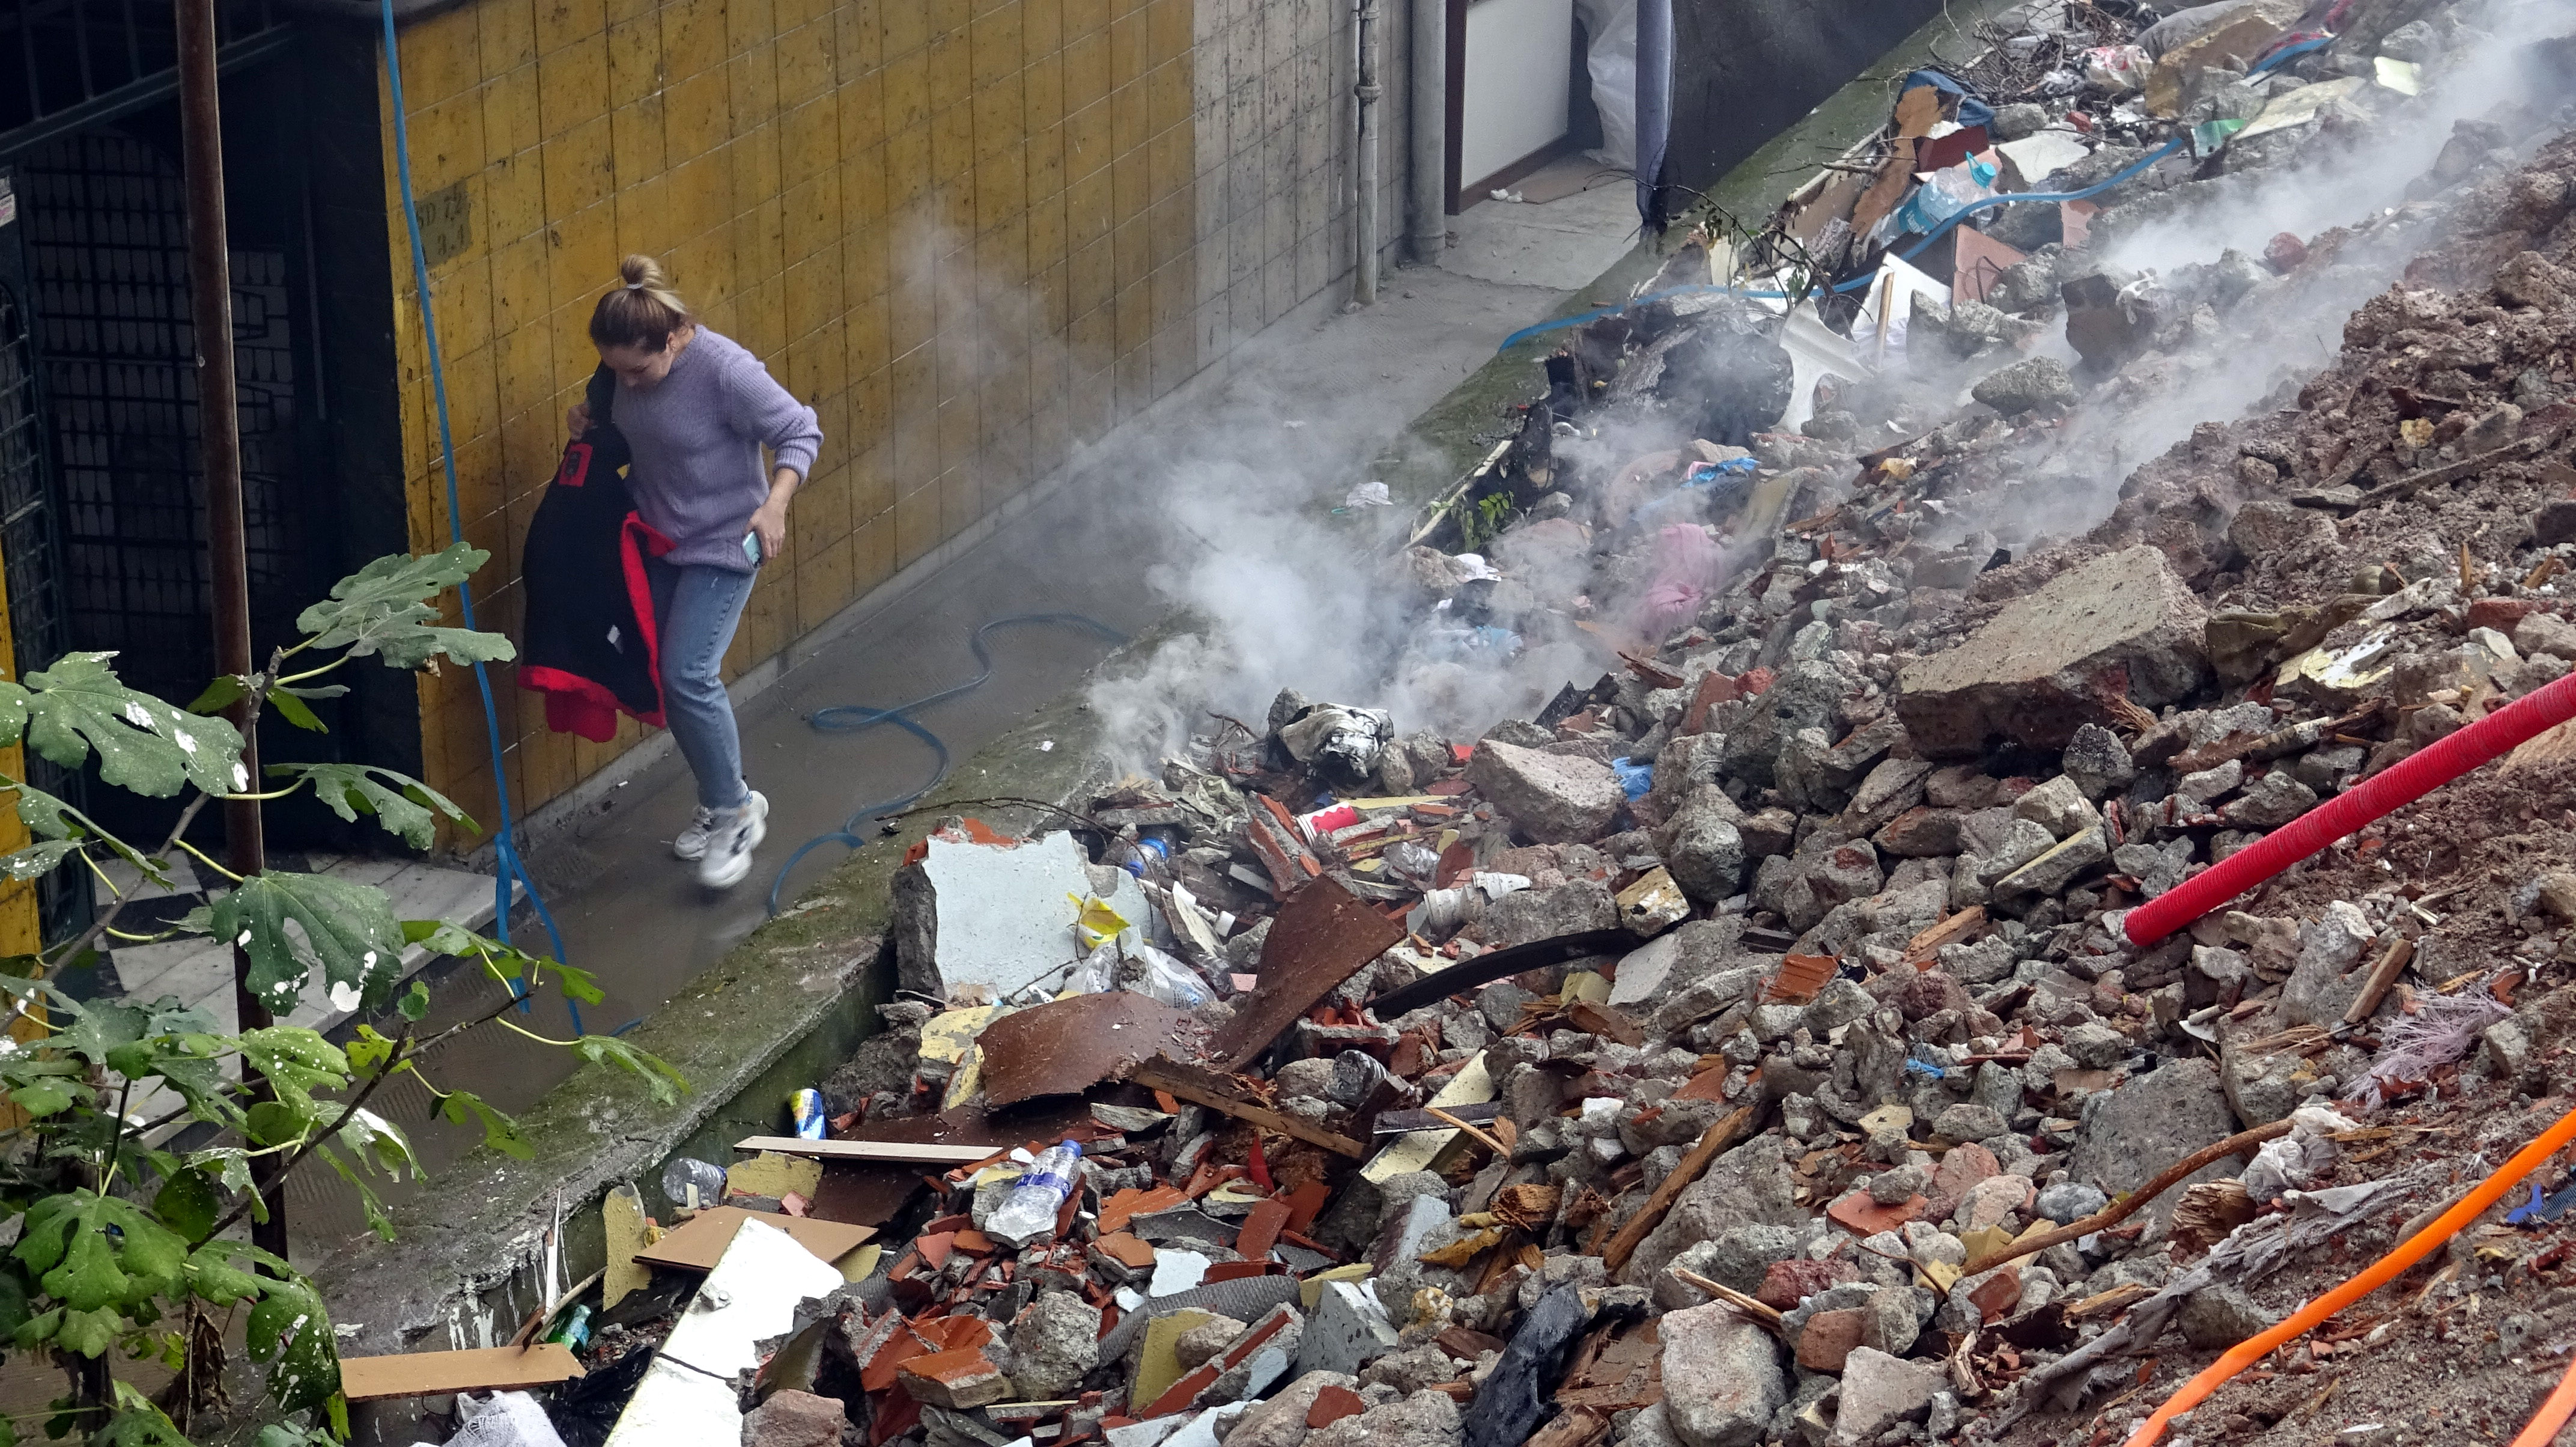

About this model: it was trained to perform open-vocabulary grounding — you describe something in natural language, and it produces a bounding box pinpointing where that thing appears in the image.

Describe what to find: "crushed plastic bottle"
[545,1304,592,1350]
[986,1139,1084,1247]
[660,1156,728,1212]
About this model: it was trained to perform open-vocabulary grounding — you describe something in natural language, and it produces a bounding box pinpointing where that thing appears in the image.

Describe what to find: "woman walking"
[568,255,822,889]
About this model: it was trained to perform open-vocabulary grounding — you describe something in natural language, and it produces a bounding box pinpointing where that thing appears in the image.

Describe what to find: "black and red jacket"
[518,368,674,742]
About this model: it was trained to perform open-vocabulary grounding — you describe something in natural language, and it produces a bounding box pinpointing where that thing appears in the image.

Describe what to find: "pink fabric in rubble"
[1634,525,1722,645]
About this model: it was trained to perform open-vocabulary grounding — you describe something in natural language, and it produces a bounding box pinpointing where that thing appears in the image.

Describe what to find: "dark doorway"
[19,126,317,718]
[0,30,415,892]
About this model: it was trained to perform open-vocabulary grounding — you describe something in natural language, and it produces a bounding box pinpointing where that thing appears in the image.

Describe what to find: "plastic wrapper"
[1068,942,1120,993]
[2083,43,2149,93]
[1126,943,1216,1008]
[659,1156,728,1211]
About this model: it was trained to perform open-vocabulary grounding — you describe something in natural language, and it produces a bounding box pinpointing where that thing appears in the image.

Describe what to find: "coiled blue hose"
[381,0,582,1035]
[764,612,1129,916]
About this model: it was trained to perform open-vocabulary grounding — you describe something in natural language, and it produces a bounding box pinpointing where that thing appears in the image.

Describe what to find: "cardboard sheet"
[339,1344,585,1401]
[633,1205,876,1271]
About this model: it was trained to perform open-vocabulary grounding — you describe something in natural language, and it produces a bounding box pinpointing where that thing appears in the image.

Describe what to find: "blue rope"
[765,613,1128,916]
[381,0,581,1035]
[1492,135,2189,352]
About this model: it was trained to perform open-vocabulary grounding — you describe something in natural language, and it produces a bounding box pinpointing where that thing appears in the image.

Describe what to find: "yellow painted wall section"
[384,0,1201,840]
[0,553,47,1133]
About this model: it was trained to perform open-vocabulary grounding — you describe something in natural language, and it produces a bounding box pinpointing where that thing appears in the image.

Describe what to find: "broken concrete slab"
[1896,547,2211,757]
[1833,1348,1940,1444]
[892,829,1102,999]
[1659,1299,1787,1447]
[1296,1281,1401,1378]
[2068,1056,2239,1212]
[1466,740,1624,842]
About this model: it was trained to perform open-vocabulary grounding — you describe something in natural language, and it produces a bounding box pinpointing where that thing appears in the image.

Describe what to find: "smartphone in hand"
[743,532,762,565]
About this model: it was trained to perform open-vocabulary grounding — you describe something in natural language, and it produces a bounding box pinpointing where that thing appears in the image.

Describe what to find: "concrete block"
[1296,1281,1400,1378]
[1659,1300,1787,1447]
[1833,1348,1939,1444]
[891,829,1103,999]
[1896,547,2210,758]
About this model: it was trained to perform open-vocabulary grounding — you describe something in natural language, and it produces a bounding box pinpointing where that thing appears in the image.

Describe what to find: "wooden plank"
[734,1135,1001,1165]
[1371,1102,1504,1136]
[1593,1104,1762,1273]
[1903,907,1986,967]
[633,1205,876,1272]
[339,1345,585,1402]
[1128,1056,1367,1159]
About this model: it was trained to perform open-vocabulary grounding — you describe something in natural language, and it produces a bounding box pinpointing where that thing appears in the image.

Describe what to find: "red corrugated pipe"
[2124,668,2576,948]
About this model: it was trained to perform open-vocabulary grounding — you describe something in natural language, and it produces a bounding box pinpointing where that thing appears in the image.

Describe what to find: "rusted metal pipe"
[175,0,283,1258]
[1353,0,1381,305]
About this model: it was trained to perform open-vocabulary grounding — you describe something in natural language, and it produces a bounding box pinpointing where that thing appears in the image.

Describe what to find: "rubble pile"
[443,6,2576,1447]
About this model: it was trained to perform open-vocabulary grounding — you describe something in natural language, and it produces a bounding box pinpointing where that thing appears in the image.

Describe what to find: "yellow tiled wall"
[385,0,1211,836]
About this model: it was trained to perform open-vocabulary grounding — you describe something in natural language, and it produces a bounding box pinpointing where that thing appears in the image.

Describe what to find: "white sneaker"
[672,805,720,861]
[696,791,770,889]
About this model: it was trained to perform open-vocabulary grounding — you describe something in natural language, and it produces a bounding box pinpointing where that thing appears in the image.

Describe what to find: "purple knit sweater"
[612,328,822,572]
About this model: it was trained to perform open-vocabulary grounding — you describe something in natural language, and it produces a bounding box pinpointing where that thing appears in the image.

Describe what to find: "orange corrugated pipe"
[2125,1103,2576,1446]
[2512,1354,2576,1447]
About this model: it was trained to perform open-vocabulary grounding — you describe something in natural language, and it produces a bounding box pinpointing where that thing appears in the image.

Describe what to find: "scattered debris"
[377,4,2576,1442]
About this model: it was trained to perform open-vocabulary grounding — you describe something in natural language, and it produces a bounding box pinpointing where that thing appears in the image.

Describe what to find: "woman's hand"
[749,498,789,563]
[566,401,591,439]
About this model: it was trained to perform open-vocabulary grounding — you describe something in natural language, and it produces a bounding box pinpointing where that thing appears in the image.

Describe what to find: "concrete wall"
[383,0,1410,838]
[1661,0,1949,217]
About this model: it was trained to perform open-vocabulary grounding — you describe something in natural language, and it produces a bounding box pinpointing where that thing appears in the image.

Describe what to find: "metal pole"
[1407,0,1445,264]
[176,0,284,1258]
[1352,0,1381,305]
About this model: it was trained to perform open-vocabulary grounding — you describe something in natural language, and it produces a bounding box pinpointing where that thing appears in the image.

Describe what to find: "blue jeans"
[651,561,756,812]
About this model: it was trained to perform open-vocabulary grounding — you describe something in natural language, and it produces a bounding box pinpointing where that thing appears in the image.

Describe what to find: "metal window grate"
[0,278,89,945]
[0,0,289,160]
[22,129,305,711]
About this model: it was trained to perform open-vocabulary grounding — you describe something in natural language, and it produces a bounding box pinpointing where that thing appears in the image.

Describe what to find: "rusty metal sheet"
[976,993,1193,1107]
[1212,877,1406,1070]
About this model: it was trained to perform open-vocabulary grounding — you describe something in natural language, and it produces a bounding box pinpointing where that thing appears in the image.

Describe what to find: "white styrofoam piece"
[1994,131,2091,187]
[604,1219,843,1445]
[1150,1249,1211,1297]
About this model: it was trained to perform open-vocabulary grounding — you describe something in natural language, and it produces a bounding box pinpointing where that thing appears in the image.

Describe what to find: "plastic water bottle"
[986,1139,1084,1247]
[545,1305,592,1351]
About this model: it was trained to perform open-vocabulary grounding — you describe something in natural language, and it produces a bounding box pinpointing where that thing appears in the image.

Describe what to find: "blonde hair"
[589,254,693,353]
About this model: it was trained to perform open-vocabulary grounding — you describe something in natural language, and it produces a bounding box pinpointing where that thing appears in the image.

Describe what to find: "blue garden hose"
[764,614,1128,916]
[381,0,582,1036]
